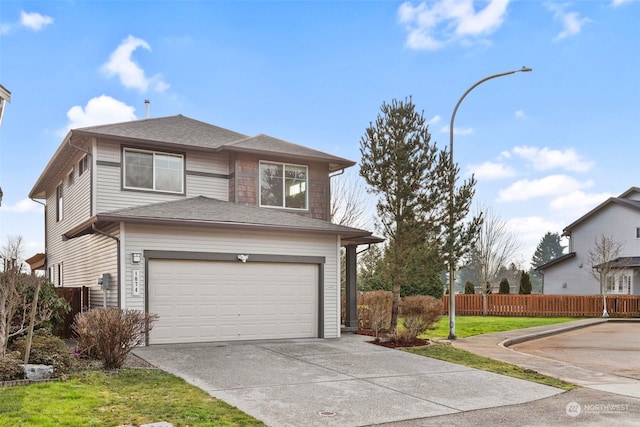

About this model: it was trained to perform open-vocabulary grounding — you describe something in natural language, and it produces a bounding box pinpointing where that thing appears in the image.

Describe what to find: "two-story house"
[537,187,640,296]
[29,115,377,344]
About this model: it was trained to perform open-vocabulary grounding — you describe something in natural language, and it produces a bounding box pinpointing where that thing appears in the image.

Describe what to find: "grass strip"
[0,369,264,427]
[407,342,576,391]
[422,316,582,339]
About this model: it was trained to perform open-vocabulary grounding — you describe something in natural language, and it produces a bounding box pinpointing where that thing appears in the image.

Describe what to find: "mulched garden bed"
[357,329,432,349]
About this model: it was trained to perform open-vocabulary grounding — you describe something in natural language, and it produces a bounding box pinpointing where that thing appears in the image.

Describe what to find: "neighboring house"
[537,187,640,296]
[29,115,378,344]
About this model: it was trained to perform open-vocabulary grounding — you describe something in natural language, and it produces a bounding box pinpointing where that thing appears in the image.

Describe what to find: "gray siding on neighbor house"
[122,224,341,338]
[95,141,230,213]
[544,202,640,295]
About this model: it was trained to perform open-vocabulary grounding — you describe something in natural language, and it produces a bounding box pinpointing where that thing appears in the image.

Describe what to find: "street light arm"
[449,67,532,155]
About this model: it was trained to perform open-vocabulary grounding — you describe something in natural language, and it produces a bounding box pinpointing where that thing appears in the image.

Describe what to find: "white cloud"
[611,0,632,7]
[1,198,43,213]
[427,114,442,125]
[549,190,613,216]
[398,0,510,50]
[20,11,53,31]
[498,175,593,202]
[506,216,566,266]
[441,125,473,135]
[101,35,169,93]
[467,161,516,180]
[515,109,526,119]
[61,95,137,134]
[512,146,594,172]
[546,3,591,40]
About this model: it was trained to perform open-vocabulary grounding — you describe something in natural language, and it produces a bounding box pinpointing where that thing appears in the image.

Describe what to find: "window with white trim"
[68,169,74,186]
[123,148,184,193]
[56,183,63,222]
[78,155,88,176]
[259,162,308,209]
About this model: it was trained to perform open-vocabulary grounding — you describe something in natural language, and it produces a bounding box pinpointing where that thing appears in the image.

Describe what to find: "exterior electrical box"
[98,273,110,290]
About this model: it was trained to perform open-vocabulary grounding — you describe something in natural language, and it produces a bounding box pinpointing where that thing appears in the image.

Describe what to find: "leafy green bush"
[499,278,510,294]
[10,329,76,374]
[0,351,25,381]
[399,295,443,343]
[464,281,475,294]
[73,308,158,369]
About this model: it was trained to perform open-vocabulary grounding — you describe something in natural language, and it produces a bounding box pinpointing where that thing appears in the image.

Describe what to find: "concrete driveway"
[133,333,562,427]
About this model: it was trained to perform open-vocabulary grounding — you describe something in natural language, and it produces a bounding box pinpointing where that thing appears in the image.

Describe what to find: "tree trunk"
[602,292,609,317]
[390,283,401,334]
[482,292,488,316]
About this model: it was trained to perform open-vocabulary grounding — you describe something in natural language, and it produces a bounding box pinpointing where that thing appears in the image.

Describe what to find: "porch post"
[344,244,358,331]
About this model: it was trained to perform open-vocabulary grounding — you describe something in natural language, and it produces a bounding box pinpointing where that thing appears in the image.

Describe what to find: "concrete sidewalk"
[134,333,562,427]
[450,318,640,399]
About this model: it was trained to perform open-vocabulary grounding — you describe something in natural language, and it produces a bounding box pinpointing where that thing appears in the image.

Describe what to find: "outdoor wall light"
[238,254,249,263]
[131,252,142,264]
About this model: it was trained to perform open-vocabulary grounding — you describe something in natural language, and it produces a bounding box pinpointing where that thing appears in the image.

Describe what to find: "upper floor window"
[259,162,307,210]
[78,155,88,176]
[123,148,184,193]
[636,227,640,239]
[56,183,63,222]
[67,169,74,186]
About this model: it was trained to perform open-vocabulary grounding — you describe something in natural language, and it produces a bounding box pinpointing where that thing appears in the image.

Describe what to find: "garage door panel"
[148,260,317,344]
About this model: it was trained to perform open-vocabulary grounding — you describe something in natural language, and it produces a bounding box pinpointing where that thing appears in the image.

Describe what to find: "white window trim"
[79,155,88,176]
[123,148,185,194]
[259,161,309,210]
[56,182,64,222]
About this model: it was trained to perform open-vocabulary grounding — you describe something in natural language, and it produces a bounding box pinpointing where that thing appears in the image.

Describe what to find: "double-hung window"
[123,148,184,193]
[259,161,308,209]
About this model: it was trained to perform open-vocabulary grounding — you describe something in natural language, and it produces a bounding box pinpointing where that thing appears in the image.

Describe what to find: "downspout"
[92,224,121,308]
[328,168,346,223]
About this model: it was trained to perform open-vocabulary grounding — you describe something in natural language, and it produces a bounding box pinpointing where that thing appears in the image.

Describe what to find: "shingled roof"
[63,196,374,240]
[30,115,355,198]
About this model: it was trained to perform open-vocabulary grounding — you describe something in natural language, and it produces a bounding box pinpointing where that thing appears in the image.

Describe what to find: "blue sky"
[0,0,638,267]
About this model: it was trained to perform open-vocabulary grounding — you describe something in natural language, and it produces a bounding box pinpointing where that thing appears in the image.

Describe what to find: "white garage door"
[148,259,318,344]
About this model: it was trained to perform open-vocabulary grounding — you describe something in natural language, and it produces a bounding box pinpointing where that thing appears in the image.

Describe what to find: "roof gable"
[563,187,640,235]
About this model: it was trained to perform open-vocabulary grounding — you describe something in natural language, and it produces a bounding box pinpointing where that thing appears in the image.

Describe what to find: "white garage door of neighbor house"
[148,259,318,344]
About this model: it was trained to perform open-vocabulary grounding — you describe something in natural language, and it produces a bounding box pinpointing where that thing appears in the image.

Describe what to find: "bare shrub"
[72,308,158,370]
[359,291,392,337]
[399,295,443,342]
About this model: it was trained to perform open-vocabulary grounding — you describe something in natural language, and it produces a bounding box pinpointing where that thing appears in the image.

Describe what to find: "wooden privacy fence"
[54,286,89,338]
[442,294,640,317]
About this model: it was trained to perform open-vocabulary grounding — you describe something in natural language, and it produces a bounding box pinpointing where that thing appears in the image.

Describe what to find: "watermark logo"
[566,401,581,417]
[566,401,629,417]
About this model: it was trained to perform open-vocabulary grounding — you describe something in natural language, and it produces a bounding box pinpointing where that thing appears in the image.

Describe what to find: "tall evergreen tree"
[519,270,532,294]
[531,232,565,268]
[360,97,473,332]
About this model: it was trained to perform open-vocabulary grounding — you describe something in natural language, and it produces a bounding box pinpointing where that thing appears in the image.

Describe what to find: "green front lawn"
[422,315,582,339]
[0,369,263,427]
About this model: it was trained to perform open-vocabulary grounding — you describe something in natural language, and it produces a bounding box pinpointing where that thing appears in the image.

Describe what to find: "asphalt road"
[511,321,640,381]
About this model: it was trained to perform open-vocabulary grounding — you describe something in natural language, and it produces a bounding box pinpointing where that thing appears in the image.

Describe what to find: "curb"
[500,317,640,348]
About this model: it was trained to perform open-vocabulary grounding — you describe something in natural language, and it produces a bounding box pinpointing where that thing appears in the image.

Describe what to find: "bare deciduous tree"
[330,169,369,228]
[0,236,52,357]
[587,234,627,317]
[468,205,521,315]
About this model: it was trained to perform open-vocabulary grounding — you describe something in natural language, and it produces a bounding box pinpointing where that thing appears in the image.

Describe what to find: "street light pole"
[447,66,532,340]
